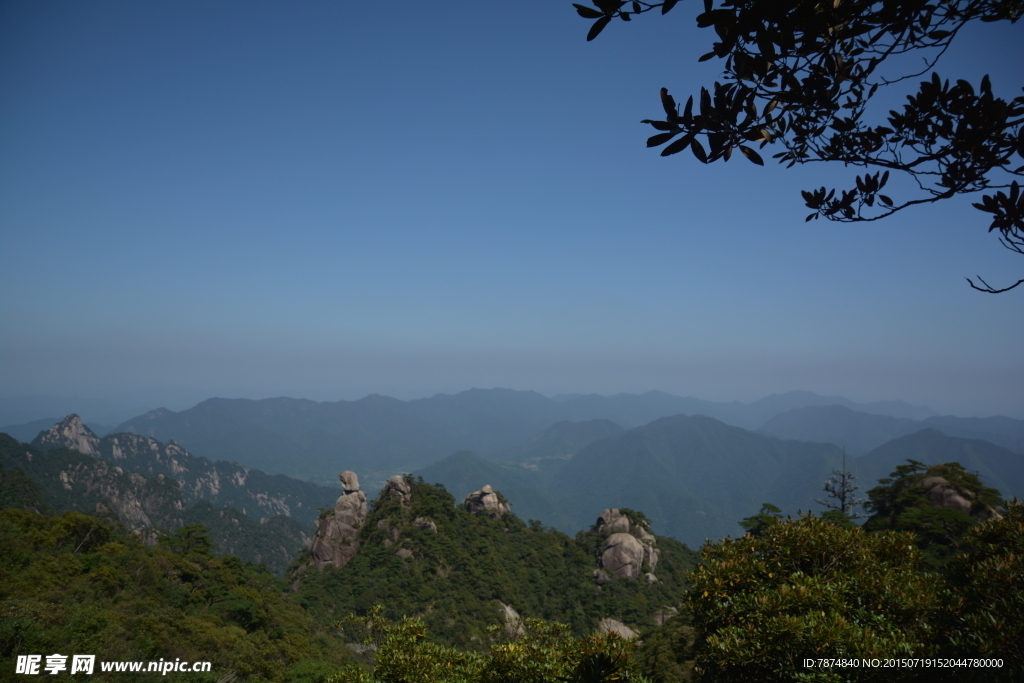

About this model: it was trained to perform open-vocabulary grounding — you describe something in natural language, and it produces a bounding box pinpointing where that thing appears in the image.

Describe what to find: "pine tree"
[815,448,867,520]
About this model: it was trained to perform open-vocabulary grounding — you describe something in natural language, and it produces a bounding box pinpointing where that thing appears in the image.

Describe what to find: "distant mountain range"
[5,390,1021,552]
[759,404,1024,456]
[414,414,1024,549]
[79,388,944,487]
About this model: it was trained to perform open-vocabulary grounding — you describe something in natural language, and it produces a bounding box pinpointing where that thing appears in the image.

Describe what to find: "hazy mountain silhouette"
[470,420,1022,550]
[112,389,940,485]
[546,414,847,547]
[855,429,1024,501]
[759,405,1024,456]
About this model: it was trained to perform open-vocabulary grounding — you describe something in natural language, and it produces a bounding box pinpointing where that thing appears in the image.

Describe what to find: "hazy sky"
[2,1,1022,419]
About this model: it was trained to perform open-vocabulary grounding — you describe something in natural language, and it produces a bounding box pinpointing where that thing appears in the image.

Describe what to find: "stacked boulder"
[308,470,368,571]
[593,508,660,584]
[463,485,511,518]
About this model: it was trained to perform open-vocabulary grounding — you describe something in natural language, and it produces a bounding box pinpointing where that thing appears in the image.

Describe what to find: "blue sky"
[2,1,1022,420]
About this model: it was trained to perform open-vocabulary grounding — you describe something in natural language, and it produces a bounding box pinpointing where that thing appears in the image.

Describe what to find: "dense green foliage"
[633,613,695,683]
[0,462,52,514]
[688,514,943,681]
[182,500,312,576]
[296,477,698,650]
[0,509,352,682]
[313,495,1024,682]
[328,606,649,683]
[942,500,1024,677]
[683,499,1024,681]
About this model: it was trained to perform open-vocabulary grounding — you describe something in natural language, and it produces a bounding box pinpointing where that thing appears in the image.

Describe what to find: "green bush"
[687,514,942,682]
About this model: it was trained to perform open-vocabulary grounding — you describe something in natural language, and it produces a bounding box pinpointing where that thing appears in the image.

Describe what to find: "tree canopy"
[574,0,1024,292]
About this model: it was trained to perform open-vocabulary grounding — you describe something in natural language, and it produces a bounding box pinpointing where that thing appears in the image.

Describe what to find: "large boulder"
[600,533,646,579]
[339,470,361,494]
[463,485,510,518]
[907,469,1000,523]
[383,475,412,503]
[919,475,977,516]
[413,517,437,533]
[333,488,368,528]
[597,618,638,640]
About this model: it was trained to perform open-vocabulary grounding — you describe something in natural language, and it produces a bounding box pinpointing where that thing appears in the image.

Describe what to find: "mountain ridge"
[759,404,1024,456]
[105,388,943,485]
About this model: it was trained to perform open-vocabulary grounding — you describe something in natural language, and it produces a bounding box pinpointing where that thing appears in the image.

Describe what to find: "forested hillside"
[4,441,1021,682]
[294,476,699,650]
[0,507,353,682]
[0,433,313,575]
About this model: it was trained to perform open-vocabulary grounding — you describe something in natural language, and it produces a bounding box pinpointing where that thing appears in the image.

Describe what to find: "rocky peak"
[307,470,369,572]
[463,485,510,517]
[36,415,100,456]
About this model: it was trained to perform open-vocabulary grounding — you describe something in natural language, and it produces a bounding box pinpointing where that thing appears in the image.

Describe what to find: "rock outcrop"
[463,485,510,518]
[596,508,631,534]
[36,415,100,456]
[383,475,412,503]
[919,475,999,522]
[8,446,186,531]
[594,508,661,582]
[308,470,368,571]
[32,415,336,526]
[414,517,437,532]
[499,602,526,636]
[653,605,679,626]
[597,617,638,640]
